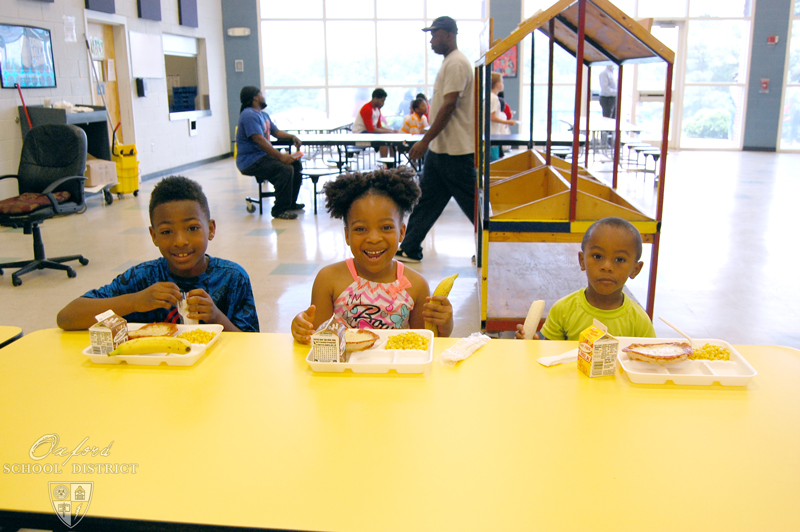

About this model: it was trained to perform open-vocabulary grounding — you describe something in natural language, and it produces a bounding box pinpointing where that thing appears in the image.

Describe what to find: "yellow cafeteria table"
[0,325,22,349]
[1,330,799,532]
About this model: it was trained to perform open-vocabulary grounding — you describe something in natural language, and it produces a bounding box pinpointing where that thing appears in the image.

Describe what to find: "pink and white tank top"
[333,258,414,329]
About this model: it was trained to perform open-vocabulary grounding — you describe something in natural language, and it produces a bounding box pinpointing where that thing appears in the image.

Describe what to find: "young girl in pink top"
[291,168,454,343]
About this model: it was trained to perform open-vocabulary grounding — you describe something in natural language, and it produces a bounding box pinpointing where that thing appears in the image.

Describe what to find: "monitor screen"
[0,24,57,88]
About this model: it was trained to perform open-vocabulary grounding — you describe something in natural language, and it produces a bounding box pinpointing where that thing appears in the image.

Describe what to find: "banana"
[522,300,545,340]
[109,336,192,356]
[425,273,459,337]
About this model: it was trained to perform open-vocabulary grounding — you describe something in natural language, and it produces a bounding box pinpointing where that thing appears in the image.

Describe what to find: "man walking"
[396,16,475,263]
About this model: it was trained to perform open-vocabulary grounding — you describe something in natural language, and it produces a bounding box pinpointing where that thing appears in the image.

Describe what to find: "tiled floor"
[1,150,798,349]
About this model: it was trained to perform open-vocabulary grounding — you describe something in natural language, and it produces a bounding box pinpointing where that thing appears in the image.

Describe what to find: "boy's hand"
[185,289,221,324]
[423,295,453,336]
[291,305,316,344]
[135,282,182,313]
[515,324,541,340]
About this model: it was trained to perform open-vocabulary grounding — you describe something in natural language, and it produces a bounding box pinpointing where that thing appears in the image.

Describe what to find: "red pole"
[546,18,555,166]
[585,68,591,169]
[570,0,586,222]
[612,65,623,188]
[645,61,673,317]
[16,84,33,130]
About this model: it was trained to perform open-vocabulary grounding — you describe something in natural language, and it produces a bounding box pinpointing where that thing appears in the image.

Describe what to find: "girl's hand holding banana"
[424,273,458,338]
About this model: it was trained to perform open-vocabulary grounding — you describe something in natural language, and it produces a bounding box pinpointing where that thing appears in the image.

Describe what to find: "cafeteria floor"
[1,149,798,349]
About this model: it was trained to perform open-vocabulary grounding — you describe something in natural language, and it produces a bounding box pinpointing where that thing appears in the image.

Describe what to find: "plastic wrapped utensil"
[439,332,491,367]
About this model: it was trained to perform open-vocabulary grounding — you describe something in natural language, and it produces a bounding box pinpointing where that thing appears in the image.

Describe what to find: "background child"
[291,168,454,343]
[516,217,655,340]
[401,98,430,134]
[57,176,259,332]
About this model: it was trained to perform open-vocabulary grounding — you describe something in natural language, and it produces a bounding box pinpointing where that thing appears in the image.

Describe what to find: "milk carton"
[89,310,129,355]
[577,319,619,377]
[311,316,347,362]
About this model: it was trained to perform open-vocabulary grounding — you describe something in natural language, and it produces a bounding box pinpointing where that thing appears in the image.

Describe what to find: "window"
[258,0,487,121]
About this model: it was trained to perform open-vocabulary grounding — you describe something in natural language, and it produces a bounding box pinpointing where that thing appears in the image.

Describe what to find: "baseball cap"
[422,16,458,34]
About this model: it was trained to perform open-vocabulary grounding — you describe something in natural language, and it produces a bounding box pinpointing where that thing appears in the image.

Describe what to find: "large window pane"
[681,85,743,146]
[638,0,687,18]
[262,21,325,86]
[263,89,327,122]
[427,0,484,20]
[635,101,673,141]
[685,20,749,83]
[377,0,423,19]
[329,87,373,122]
[780,87,800,149]
[518,85,576,137]
[259,0,322,18]
[326,21,376,86]
[789,22,800,84]
[522,31,578,85]
[378,22,425,86]
[325,0,373,19]
[689,0,752,18]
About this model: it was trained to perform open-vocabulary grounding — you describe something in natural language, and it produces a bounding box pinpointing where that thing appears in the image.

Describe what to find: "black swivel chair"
[0,124,89,286]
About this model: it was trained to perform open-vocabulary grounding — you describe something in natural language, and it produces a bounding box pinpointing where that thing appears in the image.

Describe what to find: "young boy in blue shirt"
[516,217,655,340]
[57,176,259,332]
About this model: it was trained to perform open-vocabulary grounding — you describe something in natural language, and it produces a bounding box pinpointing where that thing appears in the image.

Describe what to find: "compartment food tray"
[617,337,757,386]
[82,324,223,366]
[307,329,434,373]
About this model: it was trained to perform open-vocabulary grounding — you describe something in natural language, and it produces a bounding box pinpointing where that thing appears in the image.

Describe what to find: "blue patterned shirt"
[83,257,259,332]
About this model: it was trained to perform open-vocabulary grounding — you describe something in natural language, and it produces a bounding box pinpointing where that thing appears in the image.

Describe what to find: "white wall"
[0,0,230,200]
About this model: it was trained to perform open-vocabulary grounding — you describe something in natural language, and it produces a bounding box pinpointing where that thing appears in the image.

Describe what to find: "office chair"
[0,124,89,286]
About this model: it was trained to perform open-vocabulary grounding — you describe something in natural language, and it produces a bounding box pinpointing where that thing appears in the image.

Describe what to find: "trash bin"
[111,144,139,196]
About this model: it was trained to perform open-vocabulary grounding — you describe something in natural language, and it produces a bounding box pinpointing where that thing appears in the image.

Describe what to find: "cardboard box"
[89,310,129,355]
[85,156,118,188]
[311,316,347,363]
[577,319,619,377]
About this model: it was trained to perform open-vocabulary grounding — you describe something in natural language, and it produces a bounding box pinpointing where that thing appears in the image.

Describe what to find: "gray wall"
[743,0,793,151]
[222,0,262,142]
[490,0,523,129]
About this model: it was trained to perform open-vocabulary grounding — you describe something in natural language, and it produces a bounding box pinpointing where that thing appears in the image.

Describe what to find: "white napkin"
[439,332,491,367]
[537,348,578,367]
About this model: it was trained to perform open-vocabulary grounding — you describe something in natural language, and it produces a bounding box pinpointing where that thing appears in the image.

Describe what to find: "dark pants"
[243,156,302,216]
[400,150,476,256]
[600,96,616,118]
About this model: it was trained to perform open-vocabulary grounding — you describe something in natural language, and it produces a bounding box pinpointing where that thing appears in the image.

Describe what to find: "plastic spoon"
[658,317,694,349]
[178,292,198,325]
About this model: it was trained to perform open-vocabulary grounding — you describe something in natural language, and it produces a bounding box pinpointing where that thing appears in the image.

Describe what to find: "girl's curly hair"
[323,167,420,221]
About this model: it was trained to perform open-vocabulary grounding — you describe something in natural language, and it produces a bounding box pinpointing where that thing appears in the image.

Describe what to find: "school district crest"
[49,482,93,528]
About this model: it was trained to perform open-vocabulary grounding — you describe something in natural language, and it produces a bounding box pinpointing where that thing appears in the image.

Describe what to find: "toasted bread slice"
[128,322,178,339]
[345,329,379,352]
[622,342,692,364]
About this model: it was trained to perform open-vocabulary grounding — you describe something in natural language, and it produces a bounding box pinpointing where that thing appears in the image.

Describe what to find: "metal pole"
[612,64,623,188]
[585,66,591,169]
[529,32,535,150]
[570,0,587,222]
[546,19,555,165]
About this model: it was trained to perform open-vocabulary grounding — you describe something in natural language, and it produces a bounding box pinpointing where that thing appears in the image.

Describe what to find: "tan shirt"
[429,49,475,156]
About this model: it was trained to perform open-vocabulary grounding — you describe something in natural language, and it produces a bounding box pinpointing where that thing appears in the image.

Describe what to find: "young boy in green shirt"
[516,217,656,340]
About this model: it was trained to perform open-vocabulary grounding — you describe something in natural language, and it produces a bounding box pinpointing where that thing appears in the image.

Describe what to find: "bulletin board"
[492,45,518,78]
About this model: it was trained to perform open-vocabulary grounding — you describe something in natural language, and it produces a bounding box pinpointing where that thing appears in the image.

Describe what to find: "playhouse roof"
[483,0,674,67]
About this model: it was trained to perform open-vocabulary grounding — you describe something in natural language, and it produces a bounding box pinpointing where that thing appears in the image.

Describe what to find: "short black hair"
[415,93,427,101]
[323,167,420,222]
[581,217,643,261]
[372,88,388,100]
[411,98,426,113]
[149,175,210,223]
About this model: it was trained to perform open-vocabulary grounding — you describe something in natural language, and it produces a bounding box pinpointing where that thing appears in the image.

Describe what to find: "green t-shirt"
[540,289,656,341]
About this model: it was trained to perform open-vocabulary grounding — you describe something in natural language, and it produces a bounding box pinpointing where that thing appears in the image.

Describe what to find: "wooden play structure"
[475,0,674,331]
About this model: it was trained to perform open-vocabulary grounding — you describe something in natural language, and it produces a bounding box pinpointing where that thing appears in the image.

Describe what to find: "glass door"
[630,21,684,149]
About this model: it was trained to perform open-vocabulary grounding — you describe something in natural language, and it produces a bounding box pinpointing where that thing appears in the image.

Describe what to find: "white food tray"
[82,324,223,366]
[307,329,433,374]
[617,337,757,386]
